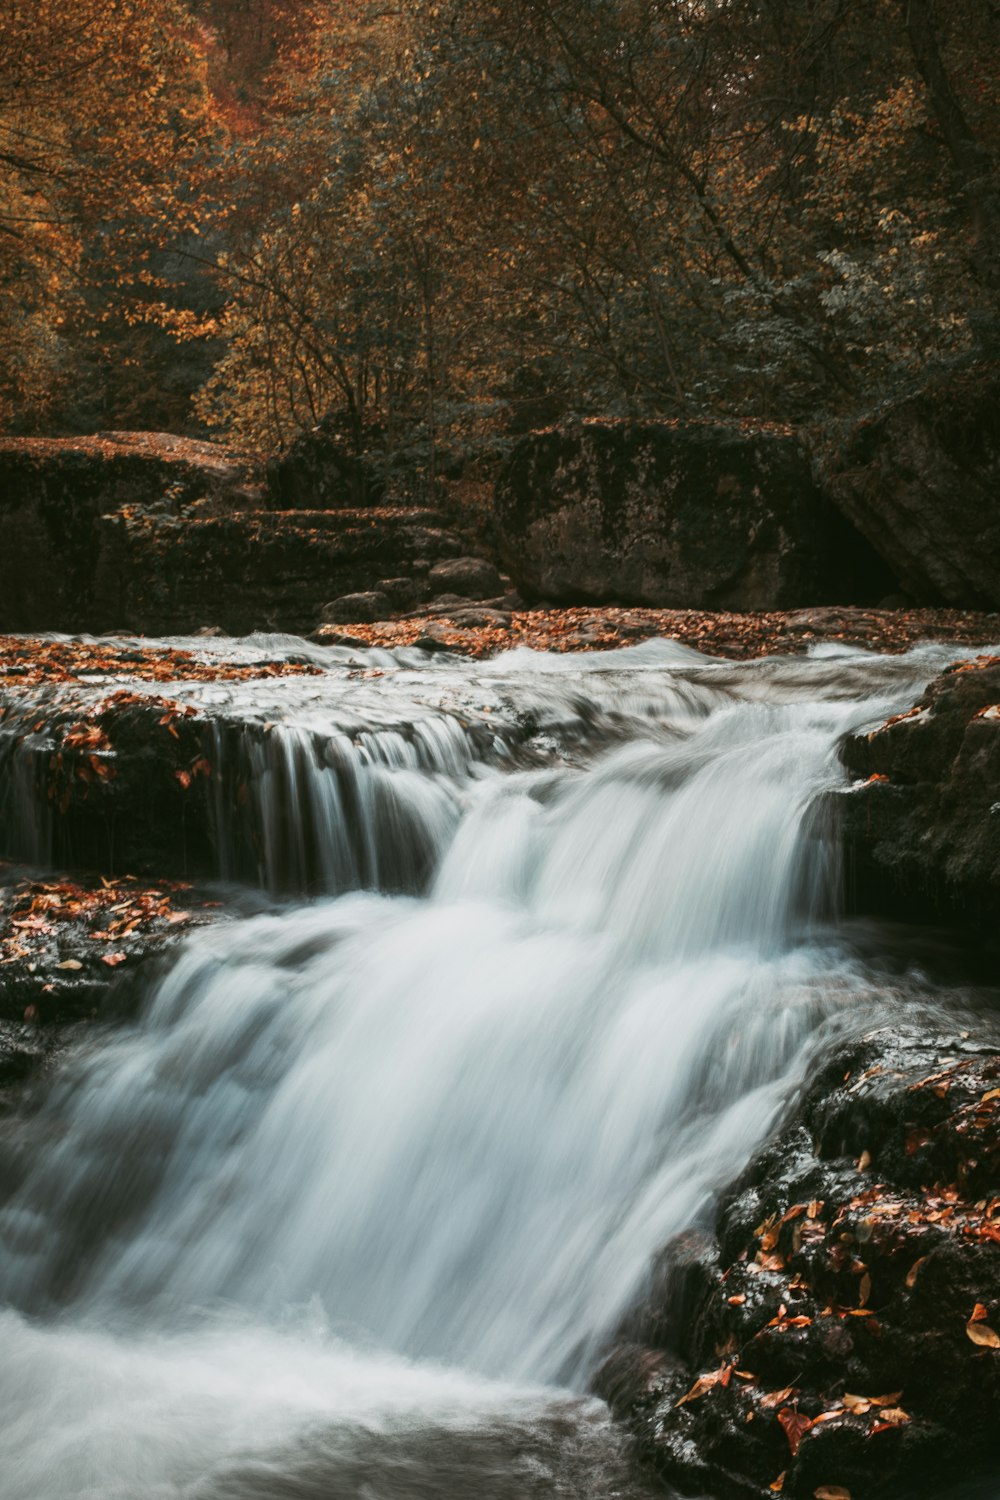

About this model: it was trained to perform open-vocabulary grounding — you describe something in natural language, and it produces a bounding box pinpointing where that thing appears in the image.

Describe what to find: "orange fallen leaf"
[760,1385,796,1410]
[906,1256,928,1288]
[966,1319,1000,1349]
[777,1407,813,1456]
[101,952,127,967]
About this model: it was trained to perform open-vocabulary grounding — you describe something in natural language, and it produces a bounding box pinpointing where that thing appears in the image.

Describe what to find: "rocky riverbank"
[312,605,1000,659]
[597,1022,1000,1499]
[841,654,1000,929]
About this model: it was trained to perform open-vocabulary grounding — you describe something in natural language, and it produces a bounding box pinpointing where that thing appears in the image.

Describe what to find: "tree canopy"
[2,0,997,465]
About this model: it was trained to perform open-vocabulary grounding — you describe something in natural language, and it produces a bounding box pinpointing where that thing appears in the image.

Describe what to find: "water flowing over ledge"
[0,633,996,1499]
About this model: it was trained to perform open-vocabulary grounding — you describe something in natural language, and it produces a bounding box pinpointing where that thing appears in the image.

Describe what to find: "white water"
[0,635,990,1497]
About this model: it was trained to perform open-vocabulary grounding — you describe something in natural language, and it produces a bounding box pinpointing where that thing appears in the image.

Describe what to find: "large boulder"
[427,556,503,599]
[818,365,1000,607]
[840,654,1000,926]
[494,420,894,609]
[0,432,257,632]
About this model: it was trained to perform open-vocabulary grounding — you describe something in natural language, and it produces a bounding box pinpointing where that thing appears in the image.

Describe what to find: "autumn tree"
[0,0,216,429]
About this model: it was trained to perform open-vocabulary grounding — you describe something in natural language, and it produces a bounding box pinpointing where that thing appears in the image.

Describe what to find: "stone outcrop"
[0,432,258,633]
[92,507,463,636]
[818,365,1000,608]
[494,420,895,609]
[598,1025,1000,1500]
[840,654,1000,926]
[0,431,482,635]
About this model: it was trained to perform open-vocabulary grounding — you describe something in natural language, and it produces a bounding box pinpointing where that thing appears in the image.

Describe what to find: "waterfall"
[0,636,984,1498]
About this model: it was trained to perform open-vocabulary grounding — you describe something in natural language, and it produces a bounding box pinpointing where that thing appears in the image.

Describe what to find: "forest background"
[2,0,998,491]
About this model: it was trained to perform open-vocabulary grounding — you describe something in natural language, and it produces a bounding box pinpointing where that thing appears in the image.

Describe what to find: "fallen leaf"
[814,1488,852,1499]
[856,1150,872,1172]
[874,1407,910,1427]
[760,1385,796,1410]
[905,1256,928,1288]
[55,959,83,970]
[970,1303,989,1322]
[777,1407,813,1456]
[859,1273,872,1306]
[769,1475,786,1494]
[966,1319,1000,1348]
[675,1368,725,1406]
[101,952,127,967]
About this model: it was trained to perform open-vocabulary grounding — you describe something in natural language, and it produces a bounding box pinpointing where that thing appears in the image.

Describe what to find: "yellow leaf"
[905,1257,928,1288]
[966,1320,1000,1349]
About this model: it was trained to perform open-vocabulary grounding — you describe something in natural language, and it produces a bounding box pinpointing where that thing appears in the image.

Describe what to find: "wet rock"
[602,1025,1000,1500]
[0,864,222,1030]
[818,364,1000,607]
[309,627,371,649]
[495,420,895,609]
[840,654,1000,926]
[427,556,503,599]
[321,591,391,625]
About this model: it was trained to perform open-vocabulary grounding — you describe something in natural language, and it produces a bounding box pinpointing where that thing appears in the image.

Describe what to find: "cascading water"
[0,635,993,1499]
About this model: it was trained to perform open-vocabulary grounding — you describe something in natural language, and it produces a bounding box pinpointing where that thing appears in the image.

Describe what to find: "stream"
[0,634,995,1499]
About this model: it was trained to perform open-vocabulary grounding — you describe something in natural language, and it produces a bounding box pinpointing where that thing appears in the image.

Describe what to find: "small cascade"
[0,633,991,1498]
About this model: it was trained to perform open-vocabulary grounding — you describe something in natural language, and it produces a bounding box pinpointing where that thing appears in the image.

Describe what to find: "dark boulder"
[840,654,1000,926]
[818,365,1000,607]
[427,556,503,599]
[494,420,894,609]
[321,591,391,624]
[0,432,257,633]
[266,419,384,509]
[599,1025,1000,1500]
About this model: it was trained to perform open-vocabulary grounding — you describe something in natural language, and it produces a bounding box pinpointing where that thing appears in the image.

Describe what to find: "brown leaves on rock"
[310,607,1000,663]
[674,1361,736,1407]
[0,637,322,688]
[0,867,207,1020]
[966,1304,1000,1349]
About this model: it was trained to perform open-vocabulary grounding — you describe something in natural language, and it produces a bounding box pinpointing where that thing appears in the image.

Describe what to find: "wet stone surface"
[598,1024,1000,1500]
[841,654,1000,927]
